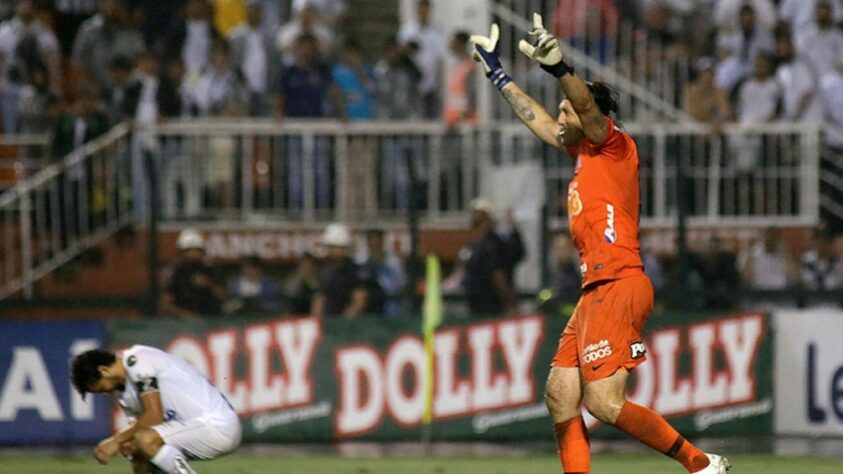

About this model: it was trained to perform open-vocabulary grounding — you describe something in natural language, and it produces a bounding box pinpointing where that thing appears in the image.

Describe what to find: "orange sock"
[614,402,709,473]
[553,416,590,473]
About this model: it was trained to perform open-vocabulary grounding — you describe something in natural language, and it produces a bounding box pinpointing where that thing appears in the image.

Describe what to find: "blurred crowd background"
[0,0,841,318]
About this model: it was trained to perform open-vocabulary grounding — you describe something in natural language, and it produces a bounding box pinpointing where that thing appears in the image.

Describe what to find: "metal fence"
[490,0,693,123]
[0,119,823,300]
[149,120,821,227]
[0,133,51,191]
[0,124,133,299]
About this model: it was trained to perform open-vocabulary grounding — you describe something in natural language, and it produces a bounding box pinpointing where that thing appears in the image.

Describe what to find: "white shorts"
[152,414,241,460]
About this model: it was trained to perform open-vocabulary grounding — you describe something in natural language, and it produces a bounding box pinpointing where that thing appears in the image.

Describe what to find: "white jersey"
[118,345,236,424]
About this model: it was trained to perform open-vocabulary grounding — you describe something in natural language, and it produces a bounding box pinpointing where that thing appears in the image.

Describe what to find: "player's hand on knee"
[94,437,120,464]
[518,13,564,68]
[120,441,137,458]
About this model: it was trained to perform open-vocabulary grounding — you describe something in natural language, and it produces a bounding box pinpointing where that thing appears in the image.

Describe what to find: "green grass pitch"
[2,453,843,473]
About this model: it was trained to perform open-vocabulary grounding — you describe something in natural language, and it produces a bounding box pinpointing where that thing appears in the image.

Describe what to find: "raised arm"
[518,14,608,144]
[501,82,562,147]
[471,24,563,149]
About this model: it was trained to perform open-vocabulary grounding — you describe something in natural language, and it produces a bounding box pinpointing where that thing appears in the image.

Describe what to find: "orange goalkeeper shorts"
[551,272,654,383]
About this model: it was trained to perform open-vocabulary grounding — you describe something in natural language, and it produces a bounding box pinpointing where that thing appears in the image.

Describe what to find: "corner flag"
[421,254,443,425]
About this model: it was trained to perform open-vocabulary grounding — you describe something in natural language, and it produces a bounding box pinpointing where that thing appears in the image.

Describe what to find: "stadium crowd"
[160,211,842,320]
[1,0,841,315]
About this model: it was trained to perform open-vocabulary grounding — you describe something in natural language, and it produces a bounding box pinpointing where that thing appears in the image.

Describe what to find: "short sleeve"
[589,117,630,160]
[123,346,166,384]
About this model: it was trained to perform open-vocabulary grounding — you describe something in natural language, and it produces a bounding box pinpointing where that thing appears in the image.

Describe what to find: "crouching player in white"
[72,345,241,473]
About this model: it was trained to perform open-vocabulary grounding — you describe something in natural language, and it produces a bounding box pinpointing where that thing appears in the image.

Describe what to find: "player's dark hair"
[71,349,116,399]
[586,81,620,117]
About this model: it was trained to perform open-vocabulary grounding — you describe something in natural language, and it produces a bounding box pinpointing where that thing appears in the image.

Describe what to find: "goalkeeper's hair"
[586,81,620,118]
[71,349,116,399]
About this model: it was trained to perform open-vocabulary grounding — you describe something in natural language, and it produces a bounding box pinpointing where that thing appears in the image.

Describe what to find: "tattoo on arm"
[503,88,536,122]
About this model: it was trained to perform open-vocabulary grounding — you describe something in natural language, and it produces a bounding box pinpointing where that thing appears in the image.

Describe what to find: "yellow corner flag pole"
[421,254,443,430]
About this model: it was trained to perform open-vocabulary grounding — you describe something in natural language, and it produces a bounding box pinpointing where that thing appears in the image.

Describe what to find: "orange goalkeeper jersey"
[566,117,644,288]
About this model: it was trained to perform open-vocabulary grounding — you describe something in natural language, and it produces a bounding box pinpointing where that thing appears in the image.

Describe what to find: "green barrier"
[108,311,772,441]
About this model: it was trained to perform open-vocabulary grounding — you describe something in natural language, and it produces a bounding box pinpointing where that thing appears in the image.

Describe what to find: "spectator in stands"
[356,228,405,317]
[547,232,581,311]
[333,38,376,121]
[775,32,824,122]
[697,236,741,308]
[191,40,247,211]
[796,0,843,78]
[640,231,665,293]
[374,36,422,120]
[158,0,222,79]
[162,229,226,318]
[275,1,334,65]
[737,52,781,121]
[211,0,246,37]
[276,33,343,210]
[780,0,843,42]
[224,255,283,315]
[459,199,516,316]
[72,0,145,92]
[739,227,794,290]
[124,53,182,218]
[443,31,477,130]
[800,230,842,290]
[52,0,99,56]
[684,57,733,127]
[19,62,59,134]
[275,32,343,120]
[820,52,843,149]
[52,87,109,160]
[283,251,320,315]
[398,0,446,119]
[333,38,377,217]
[439,31,477,211]
[312,223,368,318]
[716,3,775,94]
[714,0,776,33]
[291,0,346,28]
[491,204,526,289]
[551,0,618,61]
[0,0,62,97]
[734,53,780,170]
[375,36,424,211]
[104,56,133,123]
[52,86,109,242]
[122,53,182,123]
[228,0,278,117]
[186,40,248,117]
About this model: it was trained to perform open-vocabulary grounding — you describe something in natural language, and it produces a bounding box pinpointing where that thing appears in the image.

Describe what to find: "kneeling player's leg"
[133,429,197,474]
[583,370,709,472]
[545,366,589,473]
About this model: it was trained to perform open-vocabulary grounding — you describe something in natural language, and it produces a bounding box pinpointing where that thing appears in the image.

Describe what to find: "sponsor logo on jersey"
[630,341,646,359]
[583,339,613,364]
[604,204,617,243]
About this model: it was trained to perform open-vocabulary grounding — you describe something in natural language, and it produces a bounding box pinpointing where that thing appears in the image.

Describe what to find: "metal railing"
[0,133,51,191]
[0,124,133,299]
[150,120,487,223]
[0,119,824,300]
[149,119,821,227]
[490,0,694,122]
[820,137,843,223]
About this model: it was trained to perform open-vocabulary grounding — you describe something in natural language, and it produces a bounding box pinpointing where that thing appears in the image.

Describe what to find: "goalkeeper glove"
[517,13,574,78]
[471,23,512,91]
